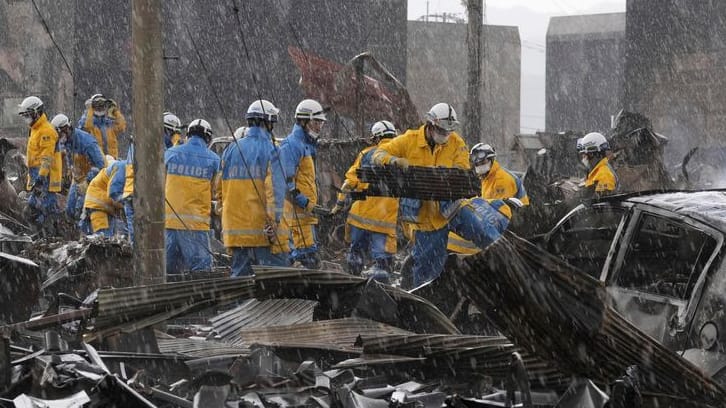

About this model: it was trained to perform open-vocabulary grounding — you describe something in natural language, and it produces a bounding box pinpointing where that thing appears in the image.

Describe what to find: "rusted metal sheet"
[210,299,317,344]
[450,232,726,406]
[355,165,480,200]
[288,46,420,132]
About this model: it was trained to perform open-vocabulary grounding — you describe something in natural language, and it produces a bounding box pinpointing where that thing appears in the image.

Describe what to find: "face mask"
[581,157,590,168]
[475,163,491,176]
[22,115,34,125]
[93,109,107,117]
[432,133,450,145]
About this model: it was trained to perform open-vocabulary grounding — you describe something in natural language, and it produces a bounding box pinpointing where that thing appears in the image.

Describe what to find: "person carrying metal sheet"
[18,96,63,233]
[78,94,126,159]
[279,99,328,269]
[50,113,106,222]
[372,103,469,287]
[219,100,289,277]
[164,119,221,275]
[578,132,618,197]
[332,120,399,281]
[447,143,529,255]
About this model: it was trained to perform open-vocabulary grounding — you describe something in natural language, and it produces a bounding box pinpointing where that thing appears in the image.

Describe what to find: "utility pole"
[464,0,483,147]
[131,0,165,285]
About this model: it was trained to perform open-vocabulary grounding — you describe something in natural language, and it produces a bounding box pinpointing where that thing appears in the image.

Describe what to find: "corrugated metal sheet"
[157,337,250,359]
[210,298,317,344]
[235,317,412,350]
[356,333,568,388]
[453,232,726,405]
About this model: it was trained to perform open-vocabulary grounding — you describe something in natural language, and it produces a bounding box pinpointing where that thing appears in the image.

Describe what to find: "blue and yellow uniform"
[64,128,106,219]
[79,106,126,158]
[109,161,134,242]
[372,125,469,286]
[164,130,183,150]
[337,142,399,274]
[220,126,288,277]
[164,136,220,275]
[26,113,63,225]
[447,160,529,254]
[585,157,618,193]
[83,160,123,235]
[279,124,320,269]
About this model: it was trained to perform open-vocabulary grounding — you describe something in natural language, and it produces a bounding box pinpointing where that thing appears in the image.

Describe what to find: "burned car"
[540,190,726,381]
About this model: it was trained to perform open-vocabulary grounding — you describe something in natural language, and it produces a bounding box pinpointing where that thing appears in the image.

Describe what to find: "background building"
[545,13,625,134]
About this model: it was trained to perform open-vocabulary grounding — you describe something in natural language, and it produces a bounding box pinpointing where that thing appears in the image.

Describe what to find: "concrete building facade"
[0,0,408,149]
[545,13,625,134]
[625,0,726,162]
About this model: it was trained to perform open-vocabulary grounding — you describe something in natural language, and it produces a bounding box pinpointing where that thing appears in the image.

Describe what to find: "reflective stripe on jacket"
[220,126,287,249]
[164,136,220,231]
[26,113,62,192]
[342,143,398,236]
[372,125,469,231]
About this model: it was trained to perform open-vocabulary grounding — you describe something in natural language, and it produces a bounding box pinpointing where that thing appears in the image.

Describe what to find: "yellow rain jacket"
[372,125,469,231]
[84,161,122,213]
[448,160,529,254]
[338,143,399,253]
[80,106,126,158]
[26,113,62,192]
[219,126,288,252]
[164,136,220,231]
[585,157,618,193]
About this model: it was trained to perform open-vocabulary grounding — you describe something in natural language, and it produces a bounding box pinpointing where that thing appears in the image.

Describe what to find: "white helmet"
[187,119,213,142]
[18,96,44,115]
[370,120,397,139]
[233,126,248,139]
[246,100,279,123]
[470,143,496,164]
[163,112,182,132]
[580,132,610,153]
[425,103,459,132]
[51,113,71,130]
[576,138,584,153]
[295,99,326,121]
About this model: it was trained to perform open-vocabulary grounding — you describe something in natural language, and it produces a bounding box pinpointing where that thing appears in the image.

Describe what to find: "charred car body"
[539,190,726,382]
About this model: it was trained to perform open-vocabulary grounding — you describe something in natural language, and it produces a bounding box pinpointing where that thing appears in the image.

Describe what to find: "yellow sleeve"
[372,134,407,165]
[37,131,58,177]
[452,137,471,170]
[113,110,127,133]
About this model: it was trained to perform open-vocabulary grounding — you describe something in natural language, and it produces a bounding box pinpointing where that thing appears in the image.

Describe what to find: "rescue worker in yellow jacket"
[372,103,469,287]
[164,119,220,275]
[219,100,288,277]
[50,114,106,222]
[447,143,529,254]
[18,96,63,232]
[163,112,184,150]
[579,132,618,197]
[279,99,328,269]
[78,94,126,158]
[332,120,399,281]
[82,156,122,236]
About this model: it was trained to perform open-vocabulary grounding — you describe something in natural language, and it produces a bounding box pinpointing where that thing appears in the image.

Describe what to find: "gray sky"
[407,0,626,132]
